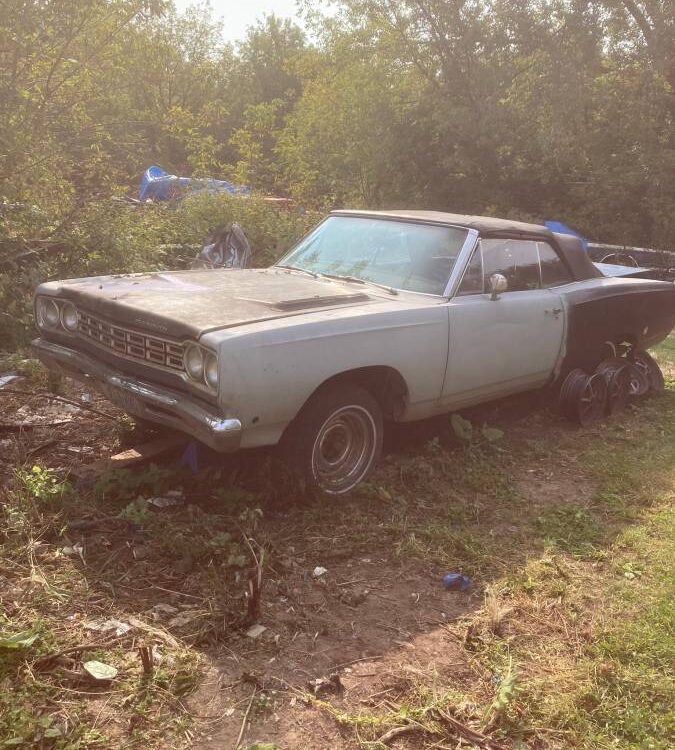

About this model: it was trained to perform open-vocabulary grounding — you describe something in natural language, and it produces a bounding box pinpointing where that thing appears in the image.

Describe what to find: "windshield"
[277,216,470,295]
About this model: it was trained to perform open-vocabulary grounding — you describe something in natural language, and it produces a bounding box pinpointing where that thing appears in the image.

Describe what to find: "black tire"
[559,368,606,426]
[280,382,383,495]
[630,350,665,394]
[595,358,630,415]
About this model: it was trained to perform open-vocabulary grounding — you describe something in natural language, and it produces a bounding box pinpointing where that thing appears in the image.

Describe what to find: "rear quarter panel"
[558,277,675,373]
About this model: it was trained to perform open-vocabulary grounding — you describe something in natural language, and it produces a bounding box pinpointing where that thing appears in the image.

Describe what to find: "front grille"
[77,311,185,371]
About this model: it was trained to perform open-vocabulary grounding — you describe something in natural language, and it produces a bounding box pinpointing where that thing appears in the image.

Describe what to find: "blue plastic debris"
[442,573,471,591]
[180,440,199,474]
[139,165,249,202]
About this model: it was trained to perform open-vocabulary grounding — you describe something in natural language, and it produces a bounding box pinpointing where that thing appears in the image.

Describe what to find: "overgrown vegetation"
[1,1,673,746]
[1,341,672,748]
[1,0,673,348]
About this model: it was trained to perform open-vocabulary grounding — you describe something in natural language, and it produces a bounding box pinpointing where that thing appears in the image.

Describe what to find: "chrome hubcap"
[311,405,377,494]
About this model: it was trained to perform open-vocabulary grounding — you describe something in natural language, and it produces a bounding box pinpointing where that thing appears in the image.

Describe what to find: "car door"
[441,237,567,407]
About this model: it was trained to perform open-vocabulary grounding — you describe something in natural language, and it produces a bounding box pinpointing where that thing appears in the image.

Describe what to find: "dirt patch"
[189,554,477,748]
[3,360,671,749]
[514,466,597,509]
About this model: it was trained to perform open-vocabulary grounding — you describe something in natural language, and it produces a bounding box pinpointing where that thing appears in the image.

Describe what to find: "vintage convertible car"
[32,210,675,493]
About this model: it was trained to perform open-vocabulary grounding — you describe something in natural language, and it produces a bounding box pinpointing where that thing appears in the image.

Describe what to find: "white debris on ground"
[245,623,267,639]
[13,401,81,425]
[0,373,21,389]
[147,489,184,509]
[84,619,133,636]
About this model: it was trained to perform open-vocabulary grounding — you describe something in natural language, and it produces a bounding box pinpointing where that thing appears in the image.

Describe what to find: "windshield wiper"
[276,264,319,278]
[318,272,398,296]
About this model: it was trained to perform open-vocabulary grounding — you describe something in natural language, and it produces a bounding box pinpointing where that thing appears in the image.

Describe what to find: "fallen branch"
[243,534,264,625]
[33,636,125,669]
[67,516,133,532]
[0,420,72,431]
[375,724,417,745]
[0,388,116,419]
[235,687,257,749]
[434,709,508,750]
[25,439,58,458]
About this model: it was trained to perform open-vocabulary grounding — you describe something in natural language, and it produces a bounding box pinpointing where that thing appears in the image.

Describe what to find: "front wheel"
[280,383,383,495]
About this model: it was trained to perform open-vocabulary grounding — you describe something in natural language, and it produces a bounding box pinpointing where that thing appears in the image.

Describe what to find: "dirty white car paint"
[32,210,675,493]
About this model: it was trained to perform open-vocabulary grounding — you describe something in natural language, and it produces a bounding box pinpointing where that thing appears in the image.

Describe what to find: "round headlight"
[204,352,219,389]
[37,297,60,328]
[61,302,78,332]
[184,344,204,381]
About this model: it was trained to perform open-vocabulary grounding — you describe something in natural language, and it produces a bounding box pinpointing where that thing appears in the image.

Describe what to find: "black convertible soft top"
[551,233,604,281]
[333,209,603,282]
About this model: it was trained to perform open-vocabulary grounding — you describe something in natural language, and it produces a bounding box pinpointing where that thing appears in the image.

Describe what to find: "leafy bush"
[0,194,319,350]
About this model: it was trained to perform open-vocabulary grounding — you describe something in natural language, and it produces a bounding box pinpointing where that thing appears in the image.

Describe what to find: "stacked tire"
[559,351,664,426]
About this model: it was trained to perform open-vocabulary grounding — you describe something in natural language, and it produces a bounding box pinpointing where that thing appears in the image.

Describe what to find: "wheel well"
[311,366,408,420]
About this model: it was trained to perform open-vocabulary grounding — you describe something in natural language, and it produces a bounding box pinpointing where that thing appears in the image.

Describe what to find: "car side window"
[538,242,574,287]
[457,247,484,295]
[481,239,540,292]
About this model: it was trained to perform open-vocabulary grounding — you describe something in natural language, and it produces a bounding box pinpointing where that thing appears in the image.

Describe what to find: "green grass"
[313,338,675,749]
[463,340,675,748]
[2,339,673,748]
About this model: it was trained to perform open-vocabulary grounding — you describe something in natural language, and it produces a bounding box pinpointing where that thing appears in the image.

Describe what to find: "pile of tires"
[559,351,664,426]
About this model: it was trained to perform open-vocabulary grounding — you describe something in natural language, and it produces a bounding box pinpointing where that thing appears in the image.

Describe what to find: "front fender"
[204,304,449,448]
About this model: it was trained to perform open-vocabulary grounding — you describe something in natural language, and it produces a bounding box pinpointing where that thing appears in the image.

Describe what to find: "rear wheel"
[280,383,383,495]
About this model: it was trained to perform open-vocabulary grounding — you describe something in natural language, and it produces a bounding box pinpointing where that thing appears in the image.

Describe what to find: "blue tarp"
[139,165,249,202]
[544,220,589,251]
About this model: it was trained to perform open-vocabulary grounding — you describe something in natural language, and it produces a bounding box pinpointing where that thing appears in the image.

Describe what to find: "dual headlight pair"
[183,343,219,390]
[36,296,78,332]
[36,295,219,392]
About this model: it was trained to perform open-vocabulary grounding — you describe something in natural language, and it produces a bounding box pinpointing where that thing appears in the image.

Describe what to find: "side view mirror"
[488,273,508,300]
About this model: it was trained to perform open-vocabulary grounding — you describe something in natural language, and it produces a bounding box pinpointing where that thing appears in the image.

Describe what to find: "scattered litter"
[82,660,118,682]
[0,373,20,389]
[168,611,201,628]
[84,619,132,636]
[67,446,94,455]
[14,401,81,425]
[307,672,343,696]
[442,573,472,591]
[147,489,184,509]
[152,603,179,616]
[312,566,328,578]
[245,624,267,639]
[192,222,252,269]
[59,543,84,559]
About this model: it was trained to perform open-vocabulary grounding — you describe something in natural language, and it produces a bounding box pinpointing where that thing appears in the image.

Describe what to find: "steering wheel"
[600,252,639,268]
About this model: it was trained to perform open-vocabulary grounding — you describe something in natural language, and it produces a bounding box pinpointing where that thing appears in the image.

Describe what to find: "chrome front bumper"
[31,338,242,453]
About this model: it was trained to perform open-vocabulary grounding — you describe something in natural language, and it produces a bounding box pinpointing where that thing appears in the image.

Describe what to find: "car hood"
[42,268,383,339]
